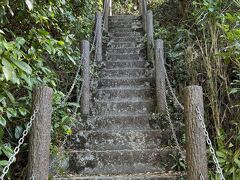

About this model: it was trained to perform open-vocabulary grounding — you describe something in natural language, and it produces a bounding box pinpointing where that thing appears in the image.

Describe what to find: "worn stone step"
[54,148,178,175]
[104,60,147,69]
[109,23,143,29]
[109,27,144,33]
[53,172,183,180]
[98,77,154,88]
[94,87,154,100]
[109,15,141,20]
[109,21,142,27]
[107,47,145,54]
[106,53,144,61]
[107,41,144,49]
[66,129,171,151]
[110,36,144,43]
[80,115,152,131]
[100,68,147,78]
[93,99,155,114]
[110,31,144,37]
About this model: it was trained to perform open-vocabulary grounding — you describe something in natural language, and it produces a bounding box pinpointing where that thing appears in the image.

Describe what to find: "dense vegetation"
[0,0,239,179]
[150,0,240,179]
[0,0,101,178]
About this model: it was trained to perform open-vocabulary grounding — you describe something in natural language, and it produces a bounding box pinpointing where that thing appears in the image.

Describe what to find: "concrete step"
[65,129,171,151]
[110,36,144,43]
[80,115,152,131]
[55,148,178,175]
[93,99,155,114]
[94,87,154,100]
[104,60,147,69]
[53,172,183,180]
[106,53,144,61]
[107,41,144,49]
[110,31,144,37]
[109,21,142,27]
[109,27,144,33]
[109,15,141,20]
[109,23,143,29]
[98,77,154,88]
[107,47,145,54]
[100,68,147,78]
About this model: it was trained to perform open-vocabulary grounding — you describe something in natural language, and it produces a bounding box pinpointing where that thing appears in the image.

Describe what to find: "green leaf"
[229,88,240,94]
[67,54,76,65]
[25,0,33,10]
[15,126,23,139]
[16,37,25,46]
[19,107,27,116]
[11,59,32,74]
[6,108,17,118]
[0,160,8,167]
[2,66,13,81]
[57,41,65,46]
[2,145,13,158]
[0,116,6,127]
[4,90,15,103]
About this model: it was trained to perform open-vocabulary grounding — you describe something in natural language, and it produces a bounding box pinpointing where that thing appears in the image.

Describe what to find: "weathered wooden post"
[141,0,147,32]
[27,86,53,179]
[155,39,167,114]
[109,0,112,16]
[96,11,102,62]
[80,40,90,116]
[104,0,110,32]
[146,10,154,62]
[183,86,208,180]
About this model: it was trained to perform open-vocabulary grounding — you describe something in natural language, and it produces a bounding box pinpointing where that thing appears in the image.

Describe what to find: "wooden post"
[27,86,53,179]
[142,0,147,32]
[146,10,154,62]
[104,0,109,32]
[138,0,142,14]
[155,39,167,114]
[96,11,102,62]
[183,86,208,180]
[80,40,90,116]
[109,0,112,16]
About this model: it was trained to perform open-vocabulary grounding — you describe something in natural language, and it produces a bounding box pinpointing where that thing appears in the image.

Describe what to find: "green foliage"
[152,0,240,179]
[112,0,139,15]
[0,0,98,178]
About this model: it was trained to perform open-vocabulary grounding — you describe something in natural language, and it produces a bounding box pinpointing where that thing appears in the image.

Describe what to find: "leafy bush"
[0,0,100,178]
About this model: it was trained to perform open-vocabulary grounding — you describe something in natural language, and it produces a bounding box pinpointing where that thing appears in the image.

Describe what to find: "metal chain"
[163,63,184,111]
[165,102,186,160]
[0,108,39,180]
[196,107,225,180]
[156,49,185,160]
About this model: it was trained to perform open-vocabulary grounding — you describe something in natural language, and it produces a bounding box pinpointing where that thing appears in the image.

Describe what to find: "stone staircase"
[53,15,182,180]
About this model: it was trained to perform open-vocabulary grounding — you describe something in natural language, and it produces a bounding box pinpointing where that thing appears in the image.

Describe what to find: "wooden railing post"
[96,11,102,62]
[80,40,90,116]
[155,39,167,114]
[183,86,208,180]
[109,0,112,16]
[146,10,154,62]
[104,0,110,32]
[141,0,147,32]
[27,86,53,179]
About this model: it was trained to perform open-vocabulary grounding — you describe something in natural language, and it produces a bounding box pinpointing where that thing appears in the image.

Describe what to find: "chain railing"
[50,2,109,177]
[196,107,225,180]
[0,108,39,180]
[162,60,225,179]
